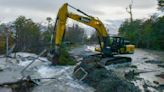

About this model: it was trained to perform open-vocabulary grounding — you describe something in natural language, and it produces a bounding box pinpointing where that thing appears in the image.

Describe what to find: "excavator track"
[99,56,132,65]
[73,55,132,81]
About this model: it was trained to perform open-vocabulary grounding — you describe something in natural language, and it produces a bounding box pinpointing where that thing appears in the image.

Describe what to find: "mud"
[124,70,139,80]
[156,73,164,79]
[73,57,141,92]
[0,52,94,92]
[0,47,164,92]
[145,60,164,64]
[158,64,164,68]
[0,77,37,92]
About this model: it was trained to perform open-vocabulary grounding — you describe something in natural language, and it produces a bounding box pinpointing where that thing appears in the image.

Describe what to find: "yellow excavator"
[50,3,135,65]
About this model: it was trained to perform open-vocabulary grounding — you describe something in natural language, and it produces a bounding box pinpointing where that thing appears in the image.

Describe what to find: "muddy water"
[106,48,164,92]
[0,52,94,92]
[130,49,164,84]
[70,46,164,91]
[0,47,164,92]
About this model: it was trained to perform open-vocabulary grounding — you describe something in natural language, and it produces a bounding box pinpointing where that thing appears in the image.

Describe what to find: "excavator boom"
[55,3,108,51]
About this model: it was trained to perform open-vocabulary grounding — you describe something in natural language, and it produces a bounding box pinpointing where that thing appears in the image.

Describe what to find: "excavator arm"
[54,3,109,51]
[49,3,132,65]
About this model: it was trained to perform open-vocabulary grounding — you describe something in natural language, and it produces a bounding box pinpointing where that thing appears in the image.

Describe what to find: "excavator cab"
[95,36,135,54]
[111,36,135,54]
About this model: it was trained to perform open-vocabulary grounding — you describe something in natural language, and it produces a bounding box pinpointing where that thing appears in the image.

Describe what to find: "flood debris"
[158,84,164,91]
[125,70,160,80]
[0,68,3,72]
[143,80,164,92]
[145,60,163,64]
[153,81,159,85]
[156,73,164,79]
[73,57,141,92]
[158,64,164,68]
[142,57,148,60]
[125,70,139,80]
[130,65,137,68]
[0,76,37,92]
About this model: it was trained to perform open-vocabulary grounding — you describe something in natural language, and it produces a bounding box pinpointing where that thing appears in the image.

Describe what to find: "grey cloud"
[0,0,158,22]
[0,0,60,12]
[0,0,157,12]
[132,0,157,9]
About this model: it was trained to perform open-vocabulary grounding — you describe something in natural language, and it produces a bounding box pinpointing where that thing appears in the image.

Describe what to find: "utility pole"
[126,0,133,23]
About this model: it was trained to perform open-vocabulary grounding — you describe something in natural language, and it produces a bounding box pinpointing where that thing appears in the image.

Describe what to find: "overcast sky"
[0,0,158,23]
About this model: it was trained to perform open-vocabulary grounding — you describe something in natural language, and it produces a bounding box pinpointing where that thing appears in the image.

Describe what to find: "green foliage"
[119,19,142,45]
[0,24,14,54]
[65,24,87,44]
[89,31,98,44]
[14,16,41,53]
[0,36,5,54]
[40,17,54,48]
[119,16,164,50]
[58,47,76,65]
[158,0,164,11]
[41,31,51,44]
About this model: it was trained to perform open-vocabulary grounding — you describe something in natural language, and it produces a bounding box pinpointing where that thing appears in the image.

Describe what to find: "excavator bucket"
[47,49,60,65]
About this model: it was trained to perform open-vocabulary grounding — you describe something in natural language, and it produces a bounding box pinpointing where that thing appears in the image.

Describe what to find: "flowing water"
[0,46,164,92]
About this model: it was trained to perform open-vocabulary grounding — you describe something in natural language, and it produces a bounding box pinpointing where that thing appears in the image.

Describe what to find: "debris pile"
[0,76,37,92]
[73,57,141,92]
[145,60,163,64]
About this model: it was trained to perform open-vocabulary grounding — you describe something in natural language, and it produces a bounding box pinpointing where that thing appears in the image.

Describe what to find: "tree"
[119,20,143,47]
[39,17,54,49]
[65,24,87,44]
[126,0,134,22]
[158,0,164,11]
[0,24,6,54]
[153,16,164,49]
[119,16,164,50]
[46,17,53,24]
[89,31,98,44]
[0,24,14,54]
[142,19,154,48]
[14,16,41,53]
[46,17,53,33]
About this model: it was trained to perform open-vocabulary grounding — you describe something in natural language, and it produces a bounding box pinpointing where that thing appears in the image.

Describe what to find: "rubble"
[0,47,164,92]
[0,52,95,92]
[145,60,163,64]
[158,64,164,68]
[0,77,37,92]
[73,57,141,92]
[125,70,139,80]
[156,73,164,79]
